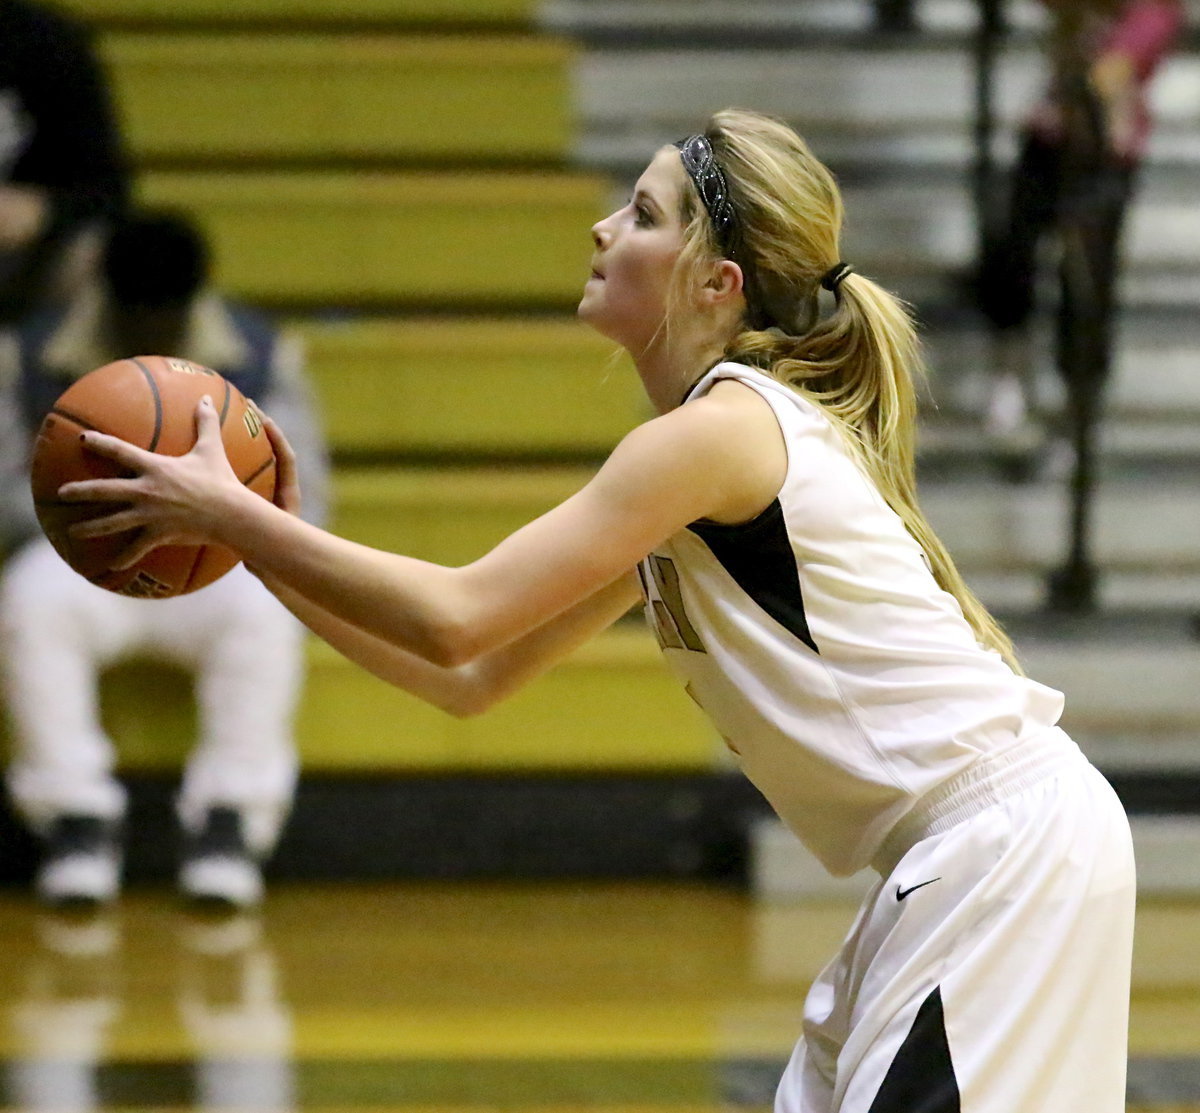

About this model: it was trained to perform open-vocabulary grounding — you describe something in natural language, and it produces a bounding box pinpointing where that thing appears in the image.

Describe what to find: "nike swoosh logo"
[896,878,941,901]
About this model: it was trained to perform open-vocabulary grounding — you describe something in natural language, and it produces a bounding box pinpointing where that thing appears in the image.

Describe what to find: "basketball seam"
[180,545,208,595]
[218,377,232,426]
[48,406,103,432]
[130,358,164,452]
[242,456,275,488]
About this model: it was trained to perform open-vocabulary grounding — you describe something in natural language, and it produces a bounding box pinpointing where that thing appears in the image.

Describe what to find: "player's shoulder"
[600,371,788,525]
[625,375,779,466]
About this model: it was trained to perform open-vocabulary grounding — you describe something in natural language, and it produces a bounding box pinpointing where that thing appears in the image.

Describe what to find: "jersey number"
[640,555,706,653]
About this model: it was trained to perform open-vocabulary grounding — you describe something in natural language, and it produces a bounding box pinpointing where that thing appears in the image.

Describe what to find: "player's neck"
[631,330,730,414]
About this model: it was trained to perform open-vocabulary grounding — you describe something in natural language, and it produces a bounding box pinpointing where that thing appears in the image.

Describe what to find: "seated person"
[0,209,329,908]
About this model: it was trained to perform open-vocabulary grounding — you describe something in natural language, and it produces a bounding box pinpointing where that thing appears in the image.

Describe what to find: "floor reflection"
[6,906,293,1112]
[0,883,1197,1111]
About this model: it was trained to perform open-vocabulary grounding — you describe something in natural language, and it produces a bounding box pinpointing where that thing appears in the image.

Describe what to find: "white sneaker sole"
[179,856,263,909]
[36,853,121,906]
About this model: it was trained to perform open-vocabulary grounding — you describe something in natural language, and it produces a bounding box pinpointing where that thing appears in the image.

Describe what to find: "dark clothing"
[977,128,1132,391]
[0,0,130,321]
[13,303,277,434]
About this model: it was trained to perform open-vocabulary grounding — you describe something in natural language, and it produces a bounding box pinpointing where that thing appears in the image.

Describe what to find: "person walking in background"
[0,0,129,324]
[0,210,330,909]
[64,108,1135,1111]
[974,0,1184,607]
[873,0,919,33]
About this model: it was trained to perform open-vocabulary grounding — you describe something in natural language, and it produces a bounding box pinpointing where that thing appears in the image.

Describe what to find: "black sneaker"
[179,807,263,909]
[36,815,122,908]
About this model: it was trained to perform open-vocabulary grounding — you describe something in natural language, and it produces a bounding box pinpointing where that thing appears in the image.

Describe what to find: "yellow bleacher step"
[298,627,718,771]
[30,625,717,773]
[0,466,720,772]
[62,0,537,27]
[137,171,609,307]
[103,34,574,163]
[330,465,593,559]
[299,317,648,455]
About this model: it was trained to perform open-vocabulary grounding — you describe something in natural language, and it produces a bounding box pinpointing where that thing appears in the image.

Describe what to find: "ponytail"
[733,275,1021,672]
[681,109,1022,671]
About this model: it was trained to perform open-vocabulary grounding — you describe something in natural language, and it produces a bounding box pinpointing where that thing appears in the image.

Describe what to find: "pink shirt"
[1031,0,1186,160]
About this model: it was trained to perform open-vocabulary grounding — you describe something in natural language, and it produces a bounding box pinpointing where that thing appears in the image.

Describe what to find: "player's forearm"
[256,567,640,718]
[218,487,480,668]
[256,571,492,715]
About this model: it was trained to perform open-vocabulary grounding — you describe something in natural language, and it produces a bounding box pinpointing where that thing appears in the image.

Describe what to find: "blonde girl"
[65,109,1135,1113]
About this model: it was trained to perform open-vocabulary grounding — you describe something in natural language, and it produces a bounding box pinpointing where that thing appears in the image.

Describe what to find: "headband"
[675,134,737,258]
[676,136,853,331]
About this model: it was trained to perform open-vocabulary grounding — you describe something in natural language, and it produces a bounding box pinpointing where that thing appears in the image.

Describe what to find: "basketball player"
[64,110,1136,1112]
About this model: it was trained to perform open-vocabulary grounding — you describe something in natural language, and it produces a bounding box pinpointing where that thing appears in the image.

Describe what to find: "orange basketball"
[29,355,277,598]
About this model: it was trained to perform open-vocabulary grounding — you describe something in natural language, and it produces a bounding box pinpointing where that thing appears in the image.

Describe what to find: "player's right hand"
[259,409,302,518]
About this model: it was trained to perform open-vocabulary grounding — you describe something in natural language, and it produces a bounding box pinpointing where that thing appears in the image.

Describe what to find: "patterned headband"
[675,134,737,258]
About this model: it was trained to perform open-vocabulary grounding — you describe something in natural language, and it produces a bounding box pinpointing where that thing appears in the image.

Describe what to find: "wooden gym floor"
[0,881,1197,1112]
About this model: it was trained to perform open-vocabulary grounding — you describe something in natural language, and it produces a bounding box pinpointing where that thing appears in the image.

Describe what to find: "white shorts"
[775,734,1136,1113]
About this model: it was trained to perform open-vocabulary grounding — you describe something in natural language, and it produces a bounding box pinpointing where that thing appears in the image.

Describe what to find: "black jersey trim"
[868,985,961,1113]
[687,499,818,654]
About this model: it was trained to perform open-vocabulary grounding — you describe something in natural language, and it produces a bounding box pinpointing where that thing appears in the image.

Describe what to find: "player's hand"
[258,407,302,517]
[60,396,247,567]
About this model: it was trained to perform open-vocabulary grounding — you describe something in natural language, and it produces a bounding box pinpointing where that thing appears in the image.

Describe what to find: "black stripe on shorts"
[868,985,961,1112]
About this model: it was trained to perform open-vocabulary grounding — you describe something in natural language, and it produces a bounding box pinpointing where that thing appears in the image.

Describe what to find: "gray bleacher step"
[588,165,1200,307]
[920,411,1200,462]
[918,479,1200,576]
[543,0,1054,41]
[922,313,1200,419]
[919,478,1200,612]
[546,0,1200,45]
[1010,612,1200,728]
[965,570,1200,612]
[840,176,1200,273]
[568,45,1200,172]
[752,813,1200,899]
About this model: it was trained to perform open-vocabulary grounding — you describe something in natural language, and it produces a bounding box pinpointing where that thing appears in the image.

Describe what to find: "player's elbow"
[421,633,474,670]
[434,666,509,719]
[441,688,497,719]
[416,585,499,669]
[418,613,486,670]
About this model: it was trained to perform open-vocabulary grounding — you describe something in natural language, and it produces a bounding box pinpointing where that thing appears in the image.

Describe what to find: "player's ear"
[700,259,744,308]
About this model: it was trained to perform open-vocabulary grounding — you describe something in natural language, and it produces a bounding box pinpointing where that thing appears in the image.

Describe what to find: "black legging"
[977,124,1134,605]
[977,128,1133,404]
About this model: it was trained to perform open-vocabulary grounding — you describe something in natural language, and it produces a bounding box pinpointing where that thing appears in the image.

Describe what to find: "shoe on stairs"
[179,806,264,910]
[35,814,122,908]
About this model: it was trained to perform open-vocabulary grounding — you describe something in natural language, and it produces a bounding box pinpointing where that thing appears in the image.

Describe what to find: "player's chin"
[576,293,618,340]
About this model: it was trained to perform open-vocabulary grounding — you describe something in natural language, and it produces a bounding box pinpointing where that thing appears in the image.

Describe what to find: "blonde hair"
[671,108,1020,671]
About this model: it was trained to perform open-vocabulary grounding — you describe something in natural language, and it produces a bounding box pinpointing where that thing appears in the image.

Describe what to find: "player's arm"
[259,568,640,716]
[64,381,784,667]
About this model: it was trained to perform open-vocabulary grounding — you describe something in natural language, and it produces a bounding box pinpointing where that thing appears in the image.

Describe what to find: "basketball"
[29,355,277,598]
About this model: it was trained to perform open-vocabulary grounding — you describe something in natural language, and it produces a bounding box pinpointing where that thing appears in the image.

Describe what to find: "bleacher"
[0,0,724,812]
[543,0,1200,894]
[7,0,1199,886]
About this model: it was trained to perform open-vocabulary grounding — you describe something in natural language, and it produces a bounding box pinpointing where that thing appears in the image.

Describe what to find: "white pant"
[0,539,305,854]
[776,736,1136,1113]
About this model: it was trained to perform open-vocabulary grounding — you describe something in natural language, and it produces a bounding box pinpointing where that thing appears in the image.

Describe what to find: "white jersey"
[638,362,1071,876]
